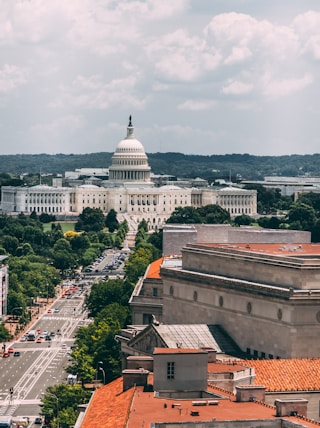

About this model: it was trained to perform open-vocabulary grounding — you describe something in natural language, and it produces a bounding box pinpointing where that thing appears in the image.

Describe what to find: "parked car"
[34,416,42,424]
[14,351,20,357]
[2,352,9,358]
[20,335,27,342]
[7,348,14,353]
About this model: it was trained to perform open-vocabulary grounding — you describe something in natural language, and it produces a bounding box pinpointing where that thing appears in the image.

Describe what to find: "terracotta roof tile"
[146,257,163,279]
[81,377,134,428]
[239,358,320,392]
[81,374,320,428]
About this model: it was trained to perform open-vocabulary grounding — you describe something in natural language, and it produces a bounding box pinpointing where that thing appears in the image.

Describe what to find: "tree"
[105,209,119,232]
[286,203,317,231]
[0,323,10,342]
[198,204,231,224]
[75,207,105,232]
[1,235,19,255]
[86,279,132,317]
[125,246,154,284]
[234,214,254,226]
[41,384,90,428]
[166,206,202,224]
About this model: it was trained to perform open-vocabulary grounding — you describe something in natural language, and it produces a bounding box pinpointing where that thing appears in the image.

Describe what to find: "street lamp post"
[95,361,103,381]
[10,306,23,320]
[99,366,106,385]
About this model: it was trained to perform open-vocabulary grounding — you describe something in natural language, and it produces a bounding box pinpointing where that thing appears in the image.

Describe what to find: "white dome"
[115,137,145,154]
[109,116,151,185]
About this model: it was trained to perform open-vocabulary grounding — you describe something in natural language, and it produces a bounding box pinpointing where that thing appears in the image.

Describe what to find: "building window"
[219,296,223,307]
[277,309,283,321]
[153,288,158,297]
[169,286,174,296]
[167,362,175,380]
[247,302,252,314]
[193,291,198,302]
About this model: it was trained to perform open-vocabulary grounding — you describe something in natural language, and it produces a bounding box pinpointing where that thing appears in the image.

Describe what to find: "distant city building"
[1,118,257,229]
[0,256,8,321]
[241,175,320,196]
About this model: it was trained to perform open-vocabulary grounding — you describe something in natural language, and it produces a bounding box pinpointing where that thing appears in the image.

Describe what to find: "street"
[0,285,91,426]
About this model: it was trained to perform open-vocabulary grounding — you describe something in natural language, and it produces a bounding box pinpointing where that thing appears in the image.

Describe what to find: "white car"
[20,335,27,342]
[61,343,67,349]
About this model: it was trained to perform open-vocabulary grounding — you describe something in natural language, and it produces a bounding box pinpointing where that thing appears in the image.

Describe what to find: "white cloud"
[0,1,320,155]
[0,64,28,94]
[178,100,217,111]
[261,72,314,99]
[222,80,254,95]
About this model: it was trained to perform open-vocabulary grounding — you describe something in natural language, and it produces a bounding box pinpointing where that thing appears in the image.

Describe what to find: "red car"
[47,309,52,314]
[7,348,14,354]
[36,337,43,343]
[36,329,41,334]
[2,352,9,358]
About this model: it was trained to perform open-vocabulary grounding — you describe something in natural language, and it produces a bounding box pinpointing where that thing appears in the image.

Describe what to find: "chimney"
[235,385,266,402]
[122,369,149,392]
[275,398,308,417]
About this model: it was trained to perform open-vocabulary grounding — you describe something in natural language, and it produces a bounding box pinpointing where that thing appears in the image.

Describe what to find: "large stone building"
[161,241,320,359]
[1,118,257,229]
[0,255,9,321]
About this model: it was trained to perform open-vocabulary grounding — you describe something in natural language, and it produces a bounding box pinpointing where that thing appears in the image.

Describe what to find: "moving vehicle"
[0,416,13,427]
[13,351,20,357]
[2,352,9,358]
[27,330,37,341]
[34,417,42,424]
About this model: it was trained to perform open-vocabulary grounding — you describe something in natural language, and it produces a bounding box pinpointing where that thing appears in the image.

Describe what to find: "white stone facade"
[1,119,257,228]
[0,256,9,320]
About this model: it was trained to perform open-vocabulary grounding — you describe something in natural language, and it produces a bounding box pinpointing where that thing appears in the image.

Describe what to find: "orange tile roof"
[81,377,134,428]
[145,257,163,279]
[208,362,247,373]
[204,243,320,256]
[127,385,320,428]
[81,374,320,428]
[239,358,320,392]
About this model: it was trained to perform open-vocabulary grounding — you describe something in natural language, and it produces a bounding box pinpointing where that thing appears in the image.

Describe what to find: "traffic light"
[9,387,13,395]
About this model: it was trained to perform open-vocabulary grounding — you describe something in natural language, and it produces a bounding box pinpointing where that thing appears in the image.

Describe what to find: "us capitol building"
[1,118,257,229]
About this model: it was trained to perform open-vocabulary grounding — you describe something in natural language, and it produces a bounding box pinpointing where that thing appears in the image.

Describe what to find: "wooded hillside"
[1,152,320,180]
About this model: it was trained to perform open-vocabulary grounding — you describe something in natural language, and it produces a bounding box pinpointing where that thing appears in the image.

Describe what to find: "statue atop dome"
[128,115,132,127]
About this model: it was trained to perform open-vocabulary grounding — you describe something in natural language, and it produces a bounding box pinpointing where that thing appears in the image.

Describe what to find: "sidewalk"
[5,296,57,343]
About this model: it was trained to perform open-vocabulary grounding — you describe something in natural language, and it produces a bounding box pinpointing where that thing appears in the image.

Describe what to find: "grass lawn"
[43,221,77,233]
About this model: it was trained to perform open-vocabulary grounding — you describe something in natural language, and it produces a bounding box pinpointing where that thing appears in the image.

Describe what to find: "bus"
[27,330,37,341]
[0,416,13,428]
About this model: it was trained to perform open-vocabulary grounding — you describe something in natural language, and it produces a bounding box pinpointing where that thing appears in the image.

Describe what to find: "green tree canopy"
[105,208,119,232]
[286,202,317,231]
[75,207,105,232]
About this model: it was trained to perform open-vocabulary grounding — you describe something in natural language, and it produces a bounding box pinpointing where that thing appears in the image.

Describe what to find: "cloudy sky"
[1,0,320,156]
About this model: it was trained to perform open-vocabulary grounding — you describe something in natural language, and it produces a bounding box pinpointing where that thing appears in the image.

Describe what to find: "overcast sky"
[1,0,320,156]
